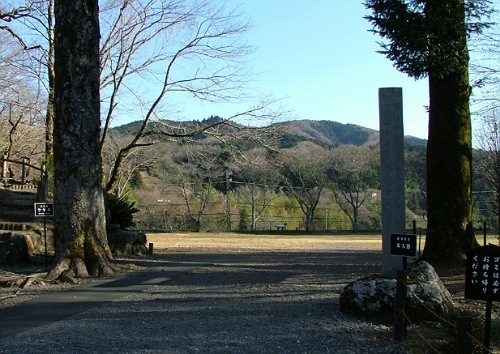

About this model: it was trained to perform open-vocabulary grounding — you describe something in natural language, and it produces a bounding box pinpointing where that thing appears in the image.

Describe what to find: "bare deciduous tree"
[5,0,279,195]
[0,31,45,172]
[0,3,32,48]
[97,0,282,194]
[1,0,55,159]
[328,145,379,232]
[175,144,228,231]
[475,109,500,244]
[231,148,282,232]
[470,10,500,116]
[280,142,330,232]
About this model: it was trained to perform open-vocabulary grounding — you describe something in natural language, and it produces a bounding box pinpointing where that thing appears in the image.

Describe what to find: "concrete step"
[0,201,34,211]
[6,184,37,191]
[0,210,35,222]
[0,189,36,202]
[0,188,37,222]
[0,223,34,231]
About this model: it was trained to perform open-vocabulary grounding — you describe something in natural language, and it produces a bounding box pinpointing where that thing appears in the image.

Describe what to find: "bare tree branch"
[100,0,281,193]
[0,6,31,22]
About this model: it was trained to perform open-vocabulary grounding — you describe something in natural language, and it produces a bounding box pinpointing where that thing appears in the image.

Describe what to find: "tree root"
[45,261,70,282]
[45,254,123,282]
[0,274,47,289]
[0,290,21,300]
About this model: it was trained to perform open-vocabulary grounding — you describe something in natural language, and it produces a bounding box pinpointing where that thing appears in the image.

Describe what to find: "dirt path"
[1,233,404,353]
[0,232,498,353]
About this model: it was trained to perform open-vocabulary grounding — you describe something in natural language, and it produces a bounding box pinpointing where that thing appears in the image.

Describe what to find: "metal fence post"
[394,270,407,341]
[456,316,472,354]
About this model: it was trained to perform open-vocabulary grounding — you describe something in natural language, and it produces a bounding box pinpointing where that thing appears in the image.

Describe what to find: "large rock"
[339,261,455,321]
[0,232,35,265]
[107,226,148,255]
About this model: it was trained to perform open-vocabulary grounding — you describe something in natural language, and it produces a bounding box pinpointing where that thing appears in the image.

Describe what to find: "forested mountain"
[280,120,380,146]
[103,118,442,233]
[112,118,427,148]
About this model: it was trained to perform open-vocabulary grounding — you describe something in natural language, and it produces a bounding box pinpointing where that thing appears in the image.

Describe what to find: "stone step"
[0,223,34,231]
[0,210,35,222]
[0,189,36,202]
[7,184,37,191]
[10,193,36,200]
[0,188,44,230]
[0,202,34,211]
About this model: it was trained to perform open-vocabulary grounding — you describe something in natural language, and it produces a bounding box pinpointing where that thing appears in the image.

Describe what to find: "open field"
[146,231,499,254]
[147,232,385,255]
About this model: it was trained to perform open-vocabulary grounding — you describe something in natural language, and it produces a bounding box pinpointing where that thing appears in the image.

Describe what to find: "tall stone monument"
[379,88,405,278]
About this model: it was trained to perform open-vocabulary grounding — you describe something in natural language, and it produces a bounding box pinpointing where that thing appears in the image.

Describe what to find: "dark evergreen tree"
[365,0,492,264]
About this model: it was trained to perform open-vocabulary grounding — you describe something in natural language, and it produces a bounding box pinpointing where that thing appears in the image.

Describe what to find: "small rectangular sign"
[34,203,54,217]
[465,244,500,301]
[390,233,417,258]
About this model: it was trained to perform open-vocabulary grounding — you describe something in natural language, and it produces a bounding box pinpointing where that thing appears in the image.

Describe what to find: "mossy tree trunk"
[423,70,477,263]
[48,0,116,280]
[422,0,479,264]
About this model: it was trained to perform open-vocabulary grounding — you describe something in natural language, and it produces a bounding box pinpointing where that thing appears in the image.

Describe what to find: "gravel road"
[0,233,407,353]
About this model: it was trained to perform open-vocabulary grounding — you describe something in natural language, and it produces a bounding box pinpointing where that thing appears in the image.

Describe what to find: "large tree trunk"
[48,0,116,280]
[423,70,477,264]
[423,0,478,264]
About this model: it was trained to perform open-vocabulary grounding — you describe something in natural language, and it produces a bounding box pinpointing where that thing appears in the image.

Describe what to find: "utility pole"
[226,170,232,231]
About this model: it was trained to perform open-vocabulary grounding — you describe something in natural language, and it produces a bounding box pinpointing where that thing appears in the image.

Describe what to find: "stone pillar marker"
[379,87,405,278]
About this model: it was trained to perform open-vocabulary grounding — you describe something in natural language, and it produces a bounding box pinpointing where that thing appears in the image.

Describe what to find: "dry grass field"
[146,231,498,253]
[146,232,385,253]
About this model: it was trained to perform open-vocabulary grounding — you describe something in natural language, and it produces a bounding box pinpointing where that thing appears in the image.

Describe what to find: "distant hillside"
[279,120,378,146]
[403,135,427,146]
[279,120,427,147]
[111,118,427,147]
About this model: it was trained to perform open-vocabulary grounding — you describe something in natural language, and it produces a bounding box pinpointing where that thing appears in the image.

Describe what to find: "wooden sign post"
[465,244,500,353]
[34,203,54,267]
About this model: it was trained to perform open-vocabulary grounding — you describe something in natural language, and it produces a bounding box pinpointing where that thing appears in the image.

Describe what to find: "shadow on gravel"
[133,249,381,268]
[119,250,384,289]
[126,250,382,267]
[74,250,392,353]
[0,249,403,353]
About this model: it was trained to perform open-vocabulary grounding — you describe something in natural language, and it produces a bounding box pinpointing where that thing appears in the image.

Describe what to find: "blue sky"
[180,1,430,139]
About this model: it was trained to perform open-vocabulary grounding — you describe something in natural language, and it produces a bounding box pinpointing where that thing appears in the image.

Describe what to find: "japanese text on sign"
[34,203,54,217]
[390,233,417,258]
[465,245,500,301]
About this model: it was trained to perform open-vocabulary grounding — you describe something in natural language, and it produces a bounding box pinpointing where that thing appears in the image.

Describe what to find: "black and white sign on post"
[34,203,54,267]
[390,233,417,341]
[465,244,500,353]
[390,233,417,258]
[465,245,500,301]
[34,203,54,217]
